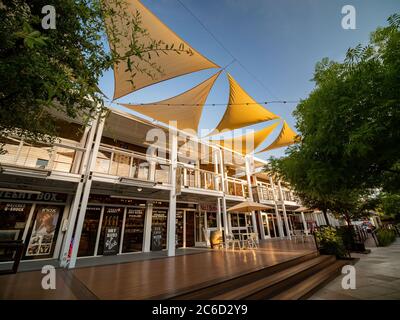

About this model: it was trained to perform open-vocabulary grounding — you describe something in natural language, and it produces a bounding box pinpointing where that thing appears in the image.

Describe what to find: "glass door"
[185,210,195,247]
[195,211,206,246]
[97,207,124,255]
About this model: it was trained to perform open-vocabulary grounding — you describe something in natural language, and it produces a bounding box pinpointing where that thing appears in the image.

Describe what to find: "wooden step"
[270,260,349,300]
[168,252,319,300]
[212,255,335,300]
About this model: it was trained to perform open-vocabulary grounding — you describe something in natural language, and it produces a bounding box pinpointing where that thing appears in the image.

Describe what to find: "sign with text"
[103,227,120,255]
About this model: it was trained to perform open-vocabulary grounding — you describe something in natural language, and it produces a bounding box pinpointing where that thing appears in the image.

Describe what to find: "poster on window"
[26,206,60,256]
[103,227,120,255]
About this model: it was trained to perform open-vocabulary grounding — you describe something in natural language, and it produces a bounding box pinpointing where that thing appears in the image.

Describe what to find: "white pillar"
[245,156,258,236]
[68,114,105,269]
[301,211,309,235]
[216,198,222,231]
[59,116,98,268]
[217,148,229,237]
[270,176,284,237]
[278,181,291,240]
[167,130,178,256]
[143,201,153,252]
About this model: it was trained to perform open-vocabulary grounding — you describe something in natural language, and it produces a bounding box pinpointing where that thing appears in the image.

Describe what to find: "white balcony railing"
[182,166,221,192]
[257,182,275,201]
[0,137,84,174]
[226,177,249,198]
[94,145,170,184]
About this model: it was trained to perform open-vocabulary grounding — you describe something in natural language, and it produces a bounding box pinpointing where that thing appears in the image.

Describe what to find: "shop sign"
[103,227,120,255]
[200,203,218,212]
[0,191,67,203]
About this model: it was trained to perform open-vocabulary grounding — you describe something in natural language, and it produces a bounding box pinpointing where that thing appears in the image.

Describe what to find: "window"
[35,158,49,169]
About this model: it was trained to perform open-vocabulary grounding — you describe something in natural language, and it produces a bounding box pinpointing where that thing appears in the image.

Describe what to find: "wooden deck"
[0,239,316,300]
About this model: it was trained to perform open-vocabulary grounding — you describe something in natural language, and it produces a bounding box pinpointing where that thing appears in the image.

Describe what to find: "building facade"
[0,108,341,269]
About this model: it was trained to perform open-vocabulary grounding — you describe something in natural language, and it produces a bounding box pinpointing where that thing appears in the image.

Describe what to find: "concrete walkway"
[309,238,400,300]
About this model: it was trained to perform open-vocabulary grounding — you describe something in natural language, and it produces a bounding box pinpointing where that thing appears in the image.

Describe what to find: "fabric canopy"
[216,121,280,154]
[120,71,221,132]
[104,0,220,100]
[208,74,279,135]
[257,120,298,152]
[227,200,274,213]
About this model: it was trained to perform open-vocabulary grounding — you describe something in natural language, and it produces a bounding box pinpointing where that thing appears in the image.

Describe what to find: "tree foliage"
[268,14,400,221]
[0,0,191,145]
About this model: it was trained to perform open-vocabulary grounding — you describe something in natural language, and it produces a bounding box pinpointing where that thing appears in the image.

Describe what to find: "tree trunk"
[322,209,331,226]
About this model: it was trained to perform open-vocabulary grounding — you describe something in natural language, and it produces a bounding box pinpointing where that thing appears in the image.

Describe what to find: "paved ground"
[309,238,400,300]
[0,239,316,299]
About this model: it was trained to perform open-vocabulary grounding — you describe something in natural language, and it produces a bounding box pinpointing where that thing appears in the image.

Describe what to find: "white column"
[301,211,309,235]
[143,201,153,252]
[59,117,98,268]
[278,181,291,240]
[167,130,178,256]
[68,114,105,269]
[217,148,229,237]
[216,198,222,231]
[245,156,258,236]
[270,176,284,237]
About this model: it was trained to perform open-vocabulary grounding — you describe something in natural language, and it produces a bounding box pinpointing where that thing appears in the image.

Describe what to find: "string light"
[119,100,299,107]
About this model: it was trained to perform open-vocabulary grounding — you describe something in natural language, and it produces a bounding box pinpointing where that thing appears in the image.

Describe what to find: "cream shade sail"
[216,121,280,154]
[104,0,219,100]
[257,120,298,152]
[120,71,221,132]
[227,201,274,213]
[208,74,279,135]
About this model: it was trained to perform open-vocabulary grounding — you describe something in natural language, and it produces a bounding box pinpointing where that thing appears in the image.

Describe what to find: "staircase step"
[270,260,349,300]
[168,252,319,300]
[212,255,335,300]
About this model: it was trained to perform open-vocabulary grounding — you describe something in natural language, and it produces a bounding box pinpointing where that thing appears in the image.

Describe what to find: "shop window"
[207,212,217,228]
[24,205,63,259]
[97,207,124,255]
[0,203,32,261]
[122,207,145,253]
[78,206,102,257]
[151,208,168,250]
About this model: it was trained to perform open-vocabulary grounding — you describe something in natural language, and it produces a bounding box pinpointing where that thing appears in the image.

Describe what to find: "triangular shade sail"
[257,121,299,152]
[208,74,279,135]
[120,71,221,132]
[104,0,219,99]
[216,121,280,154]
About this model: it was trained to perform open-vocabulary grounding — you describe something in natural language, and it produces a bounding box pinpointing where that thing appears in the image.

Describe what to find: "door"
[195,211,206,246]
[185,210,195,247]
[97,207,124,255]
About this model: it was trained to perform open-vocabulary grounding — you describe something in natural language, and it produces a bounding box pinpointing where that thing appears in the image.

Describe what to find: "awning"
[227,200,275,213]
[257,120,298,152]
[215,121,280,154]
[209,74,279,135]
[120,71,221,132]
[104,0,219,100]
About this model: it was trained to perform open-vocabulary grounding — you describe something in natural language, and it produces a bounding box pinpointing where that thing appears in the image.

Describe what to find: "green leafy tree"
[0,0,191,146]
[267,14,400,223]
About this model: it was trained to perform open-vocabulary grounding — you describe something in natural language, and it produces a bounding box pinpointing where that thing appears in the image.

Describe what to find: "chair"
[246,233,259,249]
[225,234,241,250]
[292,230,305,243]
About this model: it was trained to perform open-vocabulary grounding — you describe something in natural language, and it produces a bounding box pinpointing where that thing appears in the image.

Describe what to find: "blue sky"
[99,0,400,159]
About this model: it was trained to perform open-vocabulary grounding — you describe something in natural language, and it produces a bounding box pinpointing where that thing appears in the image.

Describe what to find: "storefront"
[77,195,199,257]
[0,191,68,262]
[78,195,147,257]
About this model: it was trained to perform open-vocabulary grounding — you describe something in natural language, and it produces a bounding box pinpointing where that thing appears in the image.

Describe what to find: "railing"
[182,166,221,191]
[0,137,84,174]
[226,177,249,198]
[94,145,170,184]
[280,188,296,202]
[256,182,275,201]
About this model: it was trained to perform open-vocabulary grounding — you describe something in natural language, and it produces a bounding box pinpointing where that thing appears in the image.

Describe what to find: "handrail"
[98,144,170,165]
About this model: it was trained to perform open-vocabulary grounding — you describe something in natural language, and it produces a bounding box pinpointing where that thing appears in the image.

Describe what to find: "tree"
[267,13,400,223]
[0,0,190,146]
